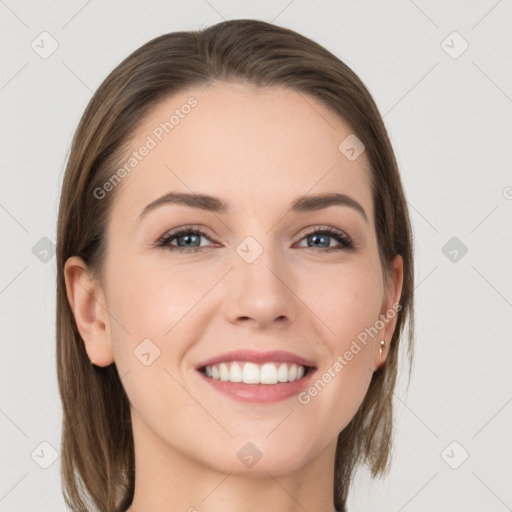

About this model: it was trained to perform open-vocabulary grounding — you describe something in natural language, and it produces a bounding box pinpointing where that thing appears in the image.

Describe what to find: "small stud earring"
[89,359,95,365]
[379,340,386,356]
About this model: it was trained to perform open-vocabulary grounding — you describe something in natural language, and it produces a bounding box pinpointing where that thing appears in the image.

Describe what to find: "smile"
[195,349,317,403]
[202,361,308,384]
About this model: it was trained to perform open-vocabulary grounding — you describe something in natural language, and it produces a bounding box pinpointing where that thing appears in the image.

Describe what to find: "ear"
[64,256,115,366]
[374,254,404,370]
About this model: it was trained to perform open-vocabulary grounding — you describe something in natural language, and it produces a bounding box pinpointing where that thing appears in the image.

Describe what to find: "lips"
[195,349,317,403]
[195,349,317,370]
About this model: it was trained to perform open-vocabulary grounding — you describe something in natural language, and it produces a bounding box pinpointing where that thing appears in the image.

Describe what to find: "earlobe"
[64,256,115,366]
[373,339,388,371]
[374,255,404,371]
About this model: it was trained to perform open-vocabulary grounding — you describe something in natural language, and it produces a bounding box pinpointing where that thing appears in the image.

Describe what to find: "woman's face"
[68,81,402,477]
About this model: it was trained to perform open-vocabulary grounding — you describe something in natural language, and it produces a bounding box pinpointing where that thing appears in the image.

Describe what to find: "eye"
[156,226,215,253]
[294,226,355,252]
[156,225,355,254]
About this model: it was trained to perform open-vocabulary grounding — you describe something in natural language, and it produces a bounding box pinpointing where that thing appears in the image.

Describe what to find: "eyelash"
[156,225,355,254]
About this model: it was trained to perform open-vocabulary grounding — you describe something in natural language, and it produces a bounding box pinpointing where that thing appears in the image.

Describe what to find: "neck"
[124,411,339,512]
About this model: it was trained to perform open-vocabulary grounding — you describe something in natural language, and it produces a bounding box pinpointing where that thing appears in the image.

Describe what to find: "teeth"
[203,361,308,384]
[229,361,243,382]
[219,363,229,381]
[281,362,295,382]
[260,363,278,384]
[243,362,260,384]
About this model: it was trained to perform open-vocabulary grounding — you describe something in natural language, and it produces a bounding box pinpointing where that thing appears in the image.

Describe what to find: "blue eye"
[296,226,354,251]
[157,228,211,253]
[156,225,354,253]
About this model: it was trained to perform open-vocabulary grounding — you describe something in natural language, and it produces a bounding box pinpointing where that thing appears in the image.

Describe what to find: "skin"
[64,81,403,512]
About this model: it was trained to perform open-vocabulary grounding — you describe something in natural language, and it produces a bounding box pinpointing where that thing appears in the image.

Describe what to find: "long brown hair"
[56,18,414,512]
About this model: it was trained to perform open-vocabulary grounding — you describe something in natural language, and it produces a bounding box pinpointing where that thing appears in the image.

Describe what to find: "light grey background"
[1,1,511,511]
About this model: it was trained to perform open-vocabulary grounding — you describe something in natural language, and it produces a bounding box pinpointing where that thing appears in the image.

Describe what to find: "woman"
[56,18,414,512]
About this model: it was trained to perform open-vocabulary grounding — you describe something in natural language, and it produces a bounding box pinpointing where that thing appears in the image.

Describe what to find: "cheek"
[296,260,381,415]
[108,254,202,334]
[302,257,383,344]
[106,254,221,375]
[105,260,201,423]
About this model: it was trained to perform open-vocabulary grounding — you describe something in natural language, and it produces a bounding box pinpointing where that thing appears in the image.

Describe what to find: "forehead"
[110,81,373,223]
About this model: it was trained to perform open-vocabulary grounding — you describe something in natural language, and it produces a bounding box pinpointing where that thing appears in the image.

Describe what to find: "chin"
[197,438,313,477]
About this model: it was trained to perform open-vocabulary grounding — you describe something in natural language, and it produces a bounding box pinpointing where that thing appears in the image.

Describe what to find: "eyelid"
[295,224,351,241]
[156,224,217,244]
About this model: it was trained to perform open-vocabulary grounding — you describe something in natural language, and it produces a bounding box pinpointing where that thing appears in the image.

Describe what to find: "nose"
[223,238,298,329]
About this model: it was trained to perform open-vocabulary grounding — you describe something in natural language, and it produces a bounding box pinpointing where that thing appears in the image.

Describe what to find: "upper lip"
[195,349,317,370]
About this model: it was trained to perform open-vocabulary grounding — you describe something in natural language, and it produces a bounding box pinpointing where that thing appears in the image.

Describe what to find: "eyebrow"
[138,191,368,223]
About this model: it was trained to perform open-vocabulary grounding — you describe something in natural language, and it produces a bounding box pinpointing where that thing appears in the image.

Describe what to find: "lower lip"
[197,368,316,403]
